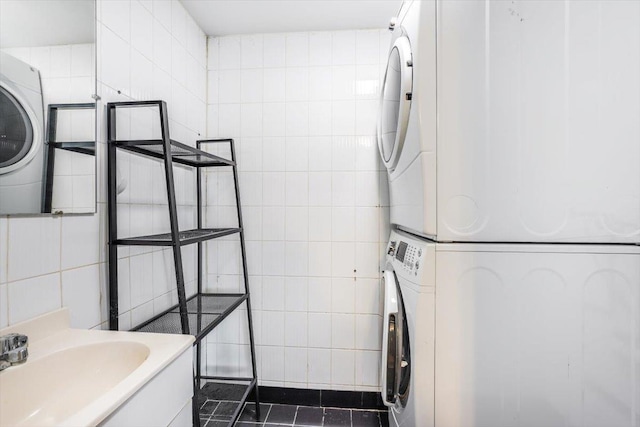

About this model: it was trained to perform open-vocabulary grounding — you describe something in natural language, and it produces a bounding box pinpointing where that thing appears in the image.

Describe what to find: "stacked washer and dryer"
[378,1,640,427]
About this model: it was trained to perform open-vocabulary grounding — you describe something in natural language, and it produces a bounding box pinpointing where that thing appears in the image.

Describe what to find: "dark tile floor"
[199,400,389,427]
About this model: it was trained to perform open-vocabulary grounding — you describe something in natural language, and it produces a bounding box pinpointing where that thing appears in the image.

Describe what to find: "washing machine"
[379,0,640,243]
[434,241,640,427]
[381,229,435,427]
[0,51,45,214]
[382,228,640,427]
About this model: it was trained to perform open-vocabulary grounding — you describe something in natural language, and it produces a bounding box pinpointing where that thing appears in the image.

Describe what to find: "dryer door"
[378,35,413,172]
[0,85,37,174]
[381,269,411,409]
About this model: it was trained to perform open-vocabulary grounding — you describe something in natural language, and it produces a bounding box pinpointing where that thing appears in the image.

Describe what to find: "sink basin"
[0,309,194,427]
[0,342,150,426]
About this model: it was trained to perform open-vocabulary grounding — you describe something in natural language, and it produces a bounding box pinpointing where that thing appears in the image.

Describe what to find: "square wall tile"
[331,349,355,385]
[285,311,308,347]
[263,241,285,276]
[355,314,382,350]
[8,273,61,325]
[262,310,285,346]
[61,213,99,270]
[355,350,380,387]
[285,277,308,311]
[218,36,241,70]
[261,345,285,382]
[309,32,332,66]
[285,347,308,383]
[62,265,101,329]
[356,30,380,65]
[263,276,285,310]
[308,242,331,278]
[241,69,264,103]
[308,312,331,348]
[308,348,331,383]
[308,278,331,313]
[332,31,356,65]
[286,33,309,67]
[263,34,286,67]
[285,242,309,277]
[285,207,309,241]
[8,217,61,282]
[241,34,264,68]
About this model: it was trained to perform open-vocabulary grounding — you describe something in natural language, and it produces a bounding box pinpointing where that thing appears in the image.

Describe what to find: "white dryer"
[0,51,45,214]
[379,0,640,243]
[381,229,435,427]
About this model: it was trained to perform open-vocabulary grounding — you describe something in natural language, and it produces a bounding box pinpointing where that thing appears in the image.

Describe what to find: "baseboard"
[252,386,387,410]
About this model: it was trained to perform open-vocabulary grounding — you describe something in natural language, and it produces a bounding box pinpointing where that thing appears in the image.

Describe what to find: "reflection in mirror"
[0,0,96,214]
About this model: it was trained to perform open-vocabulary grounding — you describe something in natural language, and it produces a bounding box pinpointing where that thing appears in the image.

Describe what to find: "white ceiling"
[0,0,95,48]
[181,0,402,36]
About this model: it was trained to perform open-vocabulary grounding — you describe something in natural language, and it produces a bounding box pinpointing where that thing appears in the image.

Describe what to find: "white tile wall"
[0,0,207,332]
[203,29,391,392]
[97,0,207,330]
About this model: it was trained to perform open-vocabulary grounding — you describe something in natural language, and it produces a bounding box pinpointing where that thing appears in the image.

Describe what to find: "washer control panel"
[388,240,422,275]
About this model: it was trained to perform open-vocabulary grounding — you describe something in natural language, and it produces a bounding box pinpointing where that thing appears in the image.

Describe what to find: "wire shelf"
[115,228,241,246]
[114,139,234,167]
[133,293,247,342]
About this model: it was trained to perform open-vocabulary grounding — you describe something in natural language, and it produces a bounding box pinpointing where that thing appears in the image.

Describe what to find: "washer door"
[0,85,39,174]
[378,35,413,172]
[381,269,411,409]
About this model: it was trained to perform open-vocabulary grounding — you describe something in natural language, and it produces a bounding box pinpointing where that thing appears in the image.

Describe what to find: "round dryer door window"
[0,85,34,170]
[378,36,413,172]
[381,269,411,409]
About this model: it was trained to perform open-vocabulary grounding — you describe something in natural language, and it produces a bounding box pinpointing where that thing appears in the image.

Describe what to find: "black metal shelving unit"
[43,102,96,212]
[106,100,260,426]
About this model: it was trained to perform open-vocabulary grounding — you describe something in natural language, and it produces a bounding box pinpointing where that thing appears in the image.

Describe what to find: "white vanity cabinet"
[100,346,194,427]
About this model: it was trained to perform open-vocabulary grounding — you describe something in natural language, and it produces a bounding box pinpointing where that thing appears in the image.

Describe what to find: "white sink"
[0,309,194,427]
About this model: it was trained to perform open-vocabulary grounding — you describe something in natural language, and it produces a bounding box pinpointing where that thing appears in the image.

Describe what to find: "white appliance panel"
[435,243,640,427]
[382,0,640,243]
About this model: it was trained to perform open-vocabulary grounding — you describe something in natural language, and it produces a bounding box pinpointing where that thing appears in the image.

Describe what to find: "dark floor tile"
[323,408,351,426]
[239,403,271,423]
[294,406,324,426]
[265,404,297,424]
[351,410,380,427]
[212,401,241,419]
[201,400,220,416]
[205,420,229,427]
[235,423,262,427]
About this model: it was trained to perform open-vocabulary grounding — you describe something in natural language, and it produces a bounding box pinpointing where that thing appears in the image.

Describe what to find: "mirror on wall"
[0,0,96,215]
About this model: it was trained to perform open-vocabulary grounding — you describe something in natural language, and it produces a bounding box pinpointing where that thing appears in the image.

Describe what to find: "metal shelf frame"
[106,100,260,426]
[43,102,96,213]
